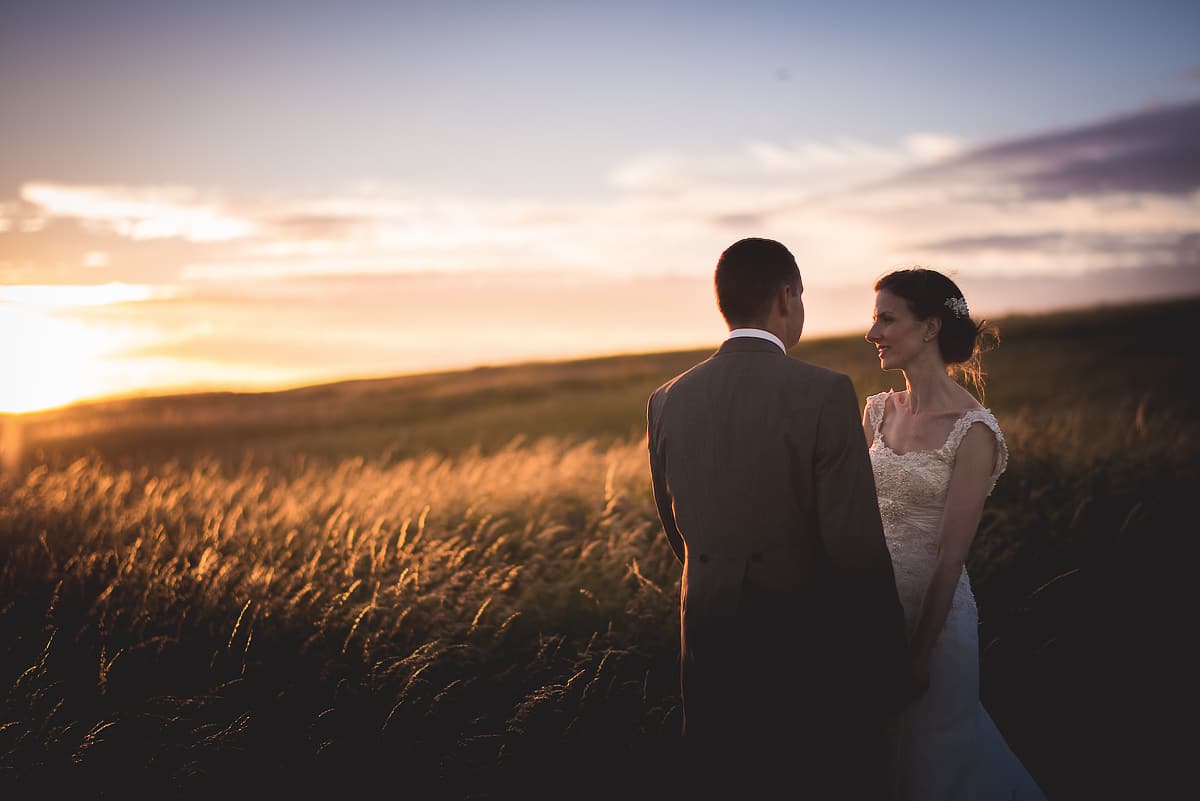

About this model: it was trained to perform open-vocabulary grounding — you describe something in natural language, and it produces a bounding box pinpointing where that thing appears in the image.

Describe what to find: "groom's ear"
[776,282,794,313]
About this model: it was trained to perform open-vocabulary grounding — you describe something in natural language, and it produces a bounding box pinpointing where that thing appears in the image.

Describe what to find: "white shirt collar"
[726,328,786,353]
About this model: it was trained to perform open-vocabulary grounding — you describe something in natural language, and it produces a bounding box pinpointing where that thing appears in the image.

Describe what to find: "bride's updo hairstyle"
[875,267,999,399]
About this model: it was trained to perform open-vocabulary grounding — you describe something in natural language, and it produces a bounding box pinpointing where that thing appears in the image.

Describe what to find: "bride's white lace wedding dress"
[866,390,1047,801]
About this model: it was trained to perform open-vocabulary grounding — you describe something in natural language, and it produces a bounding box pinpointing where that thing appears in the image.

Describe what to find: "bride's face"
[866,289,927,370]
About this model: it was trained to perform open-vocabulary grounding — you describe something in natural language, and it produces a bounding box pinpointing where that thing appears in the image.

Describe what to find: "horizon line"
[9,291,1195,419]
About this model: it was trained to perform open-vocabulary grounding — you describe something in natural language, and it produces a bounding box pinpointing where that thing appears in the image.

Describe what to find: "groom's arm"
[647,392,685,565]
[812,375,897,585]
[812,374,912,703]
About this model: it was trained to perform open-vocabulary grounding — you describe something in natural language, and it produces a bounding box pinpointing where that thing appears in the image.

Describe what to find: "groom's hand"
[908,657,931,700]
[888,673,927,713]
[883,664,928,713]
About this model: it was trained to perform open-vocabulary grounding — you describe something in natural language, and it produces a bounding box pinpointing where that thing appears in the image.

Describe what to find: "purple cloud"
[915,231,1198,259]
[891,99,1200,199]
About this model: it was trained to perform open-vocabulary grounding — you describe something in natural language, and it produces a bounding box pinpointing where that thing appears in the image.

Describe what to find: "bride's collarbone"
[882,403,979,454]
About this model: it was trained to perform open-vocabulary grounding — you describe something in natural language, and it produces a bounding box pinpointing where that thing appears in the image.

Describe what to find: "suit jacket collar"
[716,337,789,356]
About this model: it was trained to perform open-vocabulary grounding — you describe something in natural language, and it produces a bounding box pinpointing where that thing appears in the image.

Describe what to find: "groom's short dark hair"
[714,237,801,326]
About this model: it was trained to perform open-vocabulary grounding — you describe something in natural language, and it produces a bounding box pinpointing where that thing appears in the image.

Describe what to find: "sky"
[1,0,1198,412]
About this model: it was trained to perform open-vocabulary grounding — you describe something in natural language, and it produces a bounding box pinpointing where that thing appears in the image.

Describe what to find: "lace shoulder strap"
[946,409,1009,492]
[865,391,889,437]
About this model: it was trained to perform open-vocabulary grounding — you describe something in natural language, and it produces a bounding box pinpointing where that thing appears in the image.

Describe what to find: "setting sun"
[0,282,190,413]
[0,298,134,413]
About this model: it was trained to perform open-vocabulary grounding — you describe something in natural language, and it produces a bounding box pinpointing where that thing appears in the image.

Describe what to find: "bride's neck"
[901,362,956,414]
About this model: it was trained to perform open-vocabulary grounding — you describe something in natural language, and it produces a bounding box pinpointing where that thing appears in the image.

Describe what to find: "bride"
[863,268,1047,801]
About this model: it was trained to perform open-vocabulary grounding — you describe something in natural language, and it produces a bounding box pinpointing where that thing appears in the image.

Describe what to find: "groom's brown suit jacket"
[647,337,911,783]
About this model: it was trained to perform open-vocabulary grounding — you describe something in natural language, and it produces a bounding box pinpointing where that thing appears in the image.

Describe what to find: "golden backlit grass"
[1,437,687,796]
[2,295,1196,798]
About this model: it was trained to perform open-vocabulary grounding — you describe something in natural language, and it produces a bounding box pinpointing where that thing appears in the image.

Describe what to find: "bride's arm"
[909,422,998,684]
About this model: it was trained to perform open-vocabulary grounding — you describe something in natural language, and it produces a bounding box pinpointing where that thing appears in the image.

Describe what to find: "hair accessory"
[944,296,969,318]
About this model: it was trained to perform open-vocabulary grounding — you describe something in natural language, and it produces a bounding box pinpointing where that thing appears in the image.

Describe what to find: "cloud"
[883,100,1200,200]
[0,282,176,307]
[738,100,1200,280]
[20,183,257,241]
[904,133,967,163]
[7,101,1199,294]
[610,133,966,196]
[954,259,1200,318]
[913,230,1198,260]
[748,133,964,177]
[265,214,370,239]
[82,251,110,268]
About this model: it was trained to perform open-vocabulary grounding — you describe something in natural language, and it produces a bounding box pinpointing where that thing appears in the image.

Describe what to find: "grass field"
[2,296,1197,799]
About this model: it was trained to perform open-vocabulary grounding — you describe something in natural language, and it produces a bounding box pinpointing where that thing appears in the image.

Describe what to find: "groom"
[647,238,913,796]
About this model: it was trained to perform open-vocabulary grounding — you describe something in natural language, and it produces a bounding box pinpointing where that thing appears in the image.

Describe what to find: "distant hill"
[12,294,1199,470]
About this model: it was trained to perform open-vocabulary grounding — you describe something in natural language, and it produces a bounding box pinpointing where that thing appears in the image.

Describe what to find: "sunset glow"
[1,2,1197,407]
[0,283,185,412]
[1,304,122,413]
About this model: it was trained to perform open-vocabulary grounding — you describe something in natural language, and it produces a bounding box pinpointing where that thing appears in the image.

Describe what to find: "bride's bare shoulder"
[951,384,985,414]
